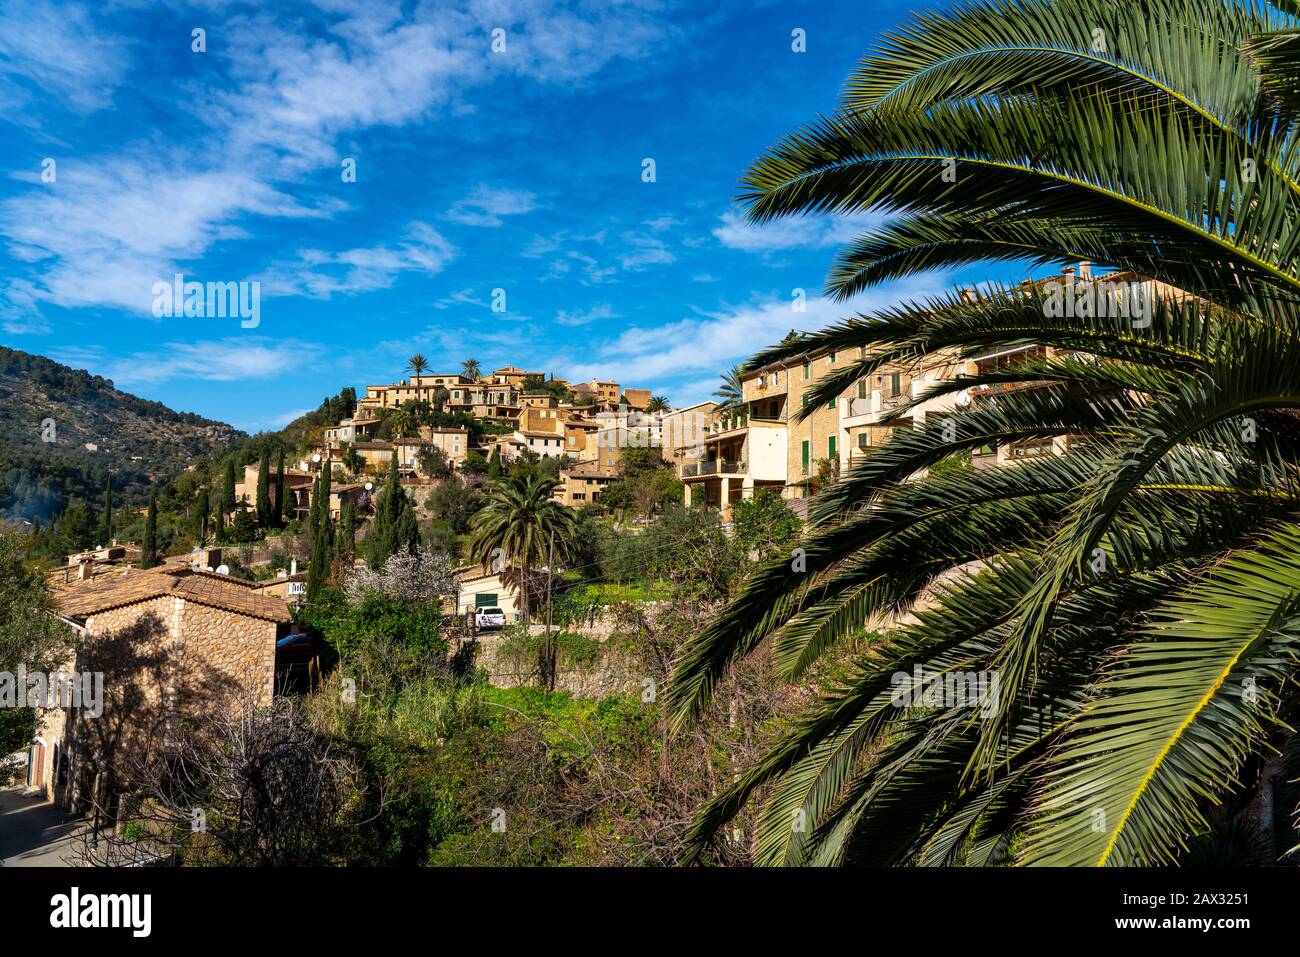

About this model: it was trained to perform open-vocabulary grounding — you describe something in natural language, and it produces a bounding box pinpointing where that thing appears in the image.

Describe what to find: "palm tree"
[388,405,418,439]
[712,365,743,412]
[406,353,428,380]
[668,0,1300,867]
[647,395,670,414]
[469,472,576,625]
[462,357,481,381]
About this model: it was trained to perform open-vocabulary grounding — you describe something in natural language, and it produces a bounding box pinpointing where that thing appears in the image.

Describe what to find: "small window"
[828,435,837,458]
[857,433,869,449]
[830,351,837,363]
[802,394,809,409]
[891,372,902,396]
[857,381,867,400]
[828,397,836,410]
[803,362,810,380]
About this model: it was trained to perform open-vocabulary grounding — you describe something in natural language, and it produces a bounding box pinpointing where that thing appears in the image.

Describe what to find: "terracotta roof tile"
[54,567,291,624]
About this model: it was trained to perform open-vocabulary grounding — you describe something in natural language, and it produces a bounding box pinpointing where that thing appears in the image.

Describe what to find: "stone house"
[555,462,619,506]
[28,566,291,811]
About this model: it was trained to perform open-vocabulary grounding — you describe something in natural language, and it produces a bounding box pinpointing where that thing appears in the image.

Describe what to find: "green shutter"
[828,435,837,458]
[801,440,810,472]
[828,397,836,410]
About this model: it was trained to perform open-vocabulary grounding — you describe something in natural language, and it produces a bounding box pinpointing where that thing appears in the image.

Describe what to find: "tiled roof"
[54,567,292,624]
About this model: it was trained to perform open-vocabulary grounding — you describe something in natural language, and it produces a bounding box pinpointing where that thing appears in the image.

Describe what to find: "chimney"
[78,558,94,581]
[290,557,298,576]
[1078,261,1092,281]
[1062,265,1075,278]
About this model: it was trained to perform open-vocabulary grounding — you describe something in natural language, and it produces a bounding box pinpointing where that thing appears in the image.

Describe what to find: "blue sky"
[0,0,1019,433]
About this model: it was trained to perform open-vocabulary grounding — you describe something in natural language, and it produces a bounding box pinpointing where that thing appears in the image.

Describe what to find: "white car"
[475,606,506,630]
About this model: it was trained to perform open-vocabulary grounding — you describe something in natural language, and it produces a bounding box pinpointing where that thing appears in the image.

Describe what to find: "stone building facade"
[30,567,290,812]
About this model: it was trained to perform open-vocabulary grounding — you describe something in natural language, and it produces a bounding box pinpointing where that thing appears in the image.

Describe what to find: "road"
[0,786,84,867]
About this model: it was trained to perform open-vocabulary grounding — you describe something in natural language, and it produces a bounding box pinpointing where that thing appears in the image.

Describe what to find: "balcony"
[682,459,745,478]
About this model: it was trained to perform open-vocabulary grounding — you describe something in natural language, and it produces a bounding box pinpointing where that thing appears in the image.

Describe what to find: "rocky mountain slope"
[0,346,243,523]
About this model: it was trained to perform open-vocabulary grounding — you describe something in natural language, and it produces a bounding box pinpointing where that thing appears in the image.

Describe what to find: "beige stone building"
[31,567,291,810]
[396,427,470,472]
[447,382,521,419]
[681,347,955,520]
[555,462,620,506]
[564,417,601,460]
[660,401,714,476]
[488,364,544,387]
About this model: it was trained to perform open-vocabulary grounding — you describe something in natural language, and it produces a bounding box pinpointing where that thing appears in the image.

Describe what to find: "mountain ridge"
[0,345,244,523]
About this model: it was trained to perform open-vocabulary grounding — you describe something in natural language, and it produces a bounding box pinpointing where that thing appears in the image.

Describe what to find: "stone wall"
[456,614,644,698]
[36,597,276,810]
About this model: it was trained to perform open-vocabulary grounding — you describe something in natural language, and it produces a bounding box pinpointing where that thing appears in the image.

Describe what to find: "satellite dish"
[954,389,972,408]
[312,453,321,463]
[216,564,230,576]
[364,482,373,491]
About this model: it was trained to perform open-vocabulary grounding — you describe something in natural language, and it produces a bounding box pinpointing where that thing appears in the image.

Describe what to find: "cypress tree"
[140,491,158,569]
[487,445,502,479]
[340,501,356,560]
[198,487,210,543]
[306,463,334,600]
[255,447,271,529]
[97,474,112,545]
[368,453,405,568]
[308,468,321,541]
[395,505,420,557]
[221,459,237,542]
[223,459,237,508]
[273,447,286,527]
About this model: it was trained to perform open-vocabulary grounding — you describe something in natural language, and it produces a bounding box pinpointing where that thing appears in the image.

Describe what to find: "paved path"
[0,787,84,867]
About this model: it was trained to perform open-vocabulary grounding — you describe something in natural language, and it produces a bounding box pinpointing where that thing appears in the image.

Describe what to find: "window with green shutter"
[828,397,836,410]
[803,361,810,380]
[801,440,809,473]
[828,435,837,458]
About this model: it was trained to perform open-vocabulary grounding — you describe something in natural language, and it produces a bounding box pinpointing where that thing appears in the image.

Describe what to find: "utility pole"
[544,530,555,693]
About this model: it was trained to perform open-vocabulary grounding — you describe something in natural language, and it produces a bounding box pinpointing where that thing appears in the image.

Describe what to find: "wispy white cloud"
[53,337,325,389]
[558,273,952,390]
[0,0,130,112]
[0,0,668,334]
[1,157,335,316]
[262,222,456,298]
[713,209,889,252]
[618,232,674,270]
[444,184,539,227]
[235,406,316,434]
[554,303,616,327]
